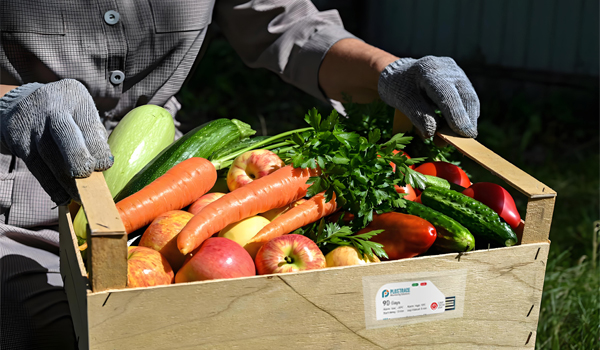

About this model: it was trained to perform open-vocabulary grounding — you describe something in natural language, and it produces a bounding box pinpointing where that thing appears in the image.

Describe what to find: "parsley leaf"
[341,96,394,141]
[294,219,388,260]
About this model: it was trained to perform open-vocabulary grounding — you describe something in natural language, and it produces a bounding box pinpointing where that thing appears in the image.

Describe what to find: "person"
[0,1,479,348]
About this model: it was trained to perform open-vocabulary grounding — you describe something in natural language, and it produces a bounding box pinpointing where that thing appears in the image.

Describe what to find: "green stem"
[263,141,293,151]
[215,145,297,171]
[211,127,312,170]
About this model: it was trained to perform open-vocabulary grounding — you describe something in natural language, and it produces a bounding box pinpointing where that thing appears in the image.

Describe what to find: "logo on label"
[430,302,438,310]
[382,289,390,298]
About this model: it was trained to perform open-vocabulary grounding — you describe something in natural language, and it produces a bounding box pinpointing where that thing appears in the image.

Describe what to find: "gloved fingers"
[455,80,480,130]
[423,81,477,138]
[72,98,113,171]
[23,148,74,205]
[46,112,96,178]
[400,93,439,139]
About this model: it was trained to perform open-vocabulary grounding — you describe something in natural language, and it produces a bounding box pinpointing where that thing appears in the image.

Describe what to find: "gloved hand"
[0,79,113,205]
[378,56,479,138]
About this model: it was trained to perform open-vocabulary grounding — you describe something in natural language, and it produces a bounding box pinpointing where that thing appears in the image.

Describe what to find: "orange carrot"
[177,165,320,255]
[248,191,340,245]
[116,157,217,234]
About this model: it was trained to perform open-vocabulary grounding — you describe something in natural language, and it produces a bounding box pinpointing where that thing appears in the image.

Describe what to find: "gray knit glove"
[0,79,113,205]
[378,56,479,138]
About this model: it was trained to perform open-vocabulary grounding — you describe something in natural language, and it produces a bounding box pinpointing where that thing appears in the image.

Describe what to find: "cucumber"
[401,200,474,252]
[73,105,175,244]
[421,187,518,247]
[421,175,450,190]
[113,118,255,202]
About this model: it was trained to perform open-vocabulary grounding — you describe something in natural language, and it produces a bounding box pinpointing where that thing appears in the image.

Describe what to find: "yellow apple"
[218,215,271,258]
[325,246,380,267]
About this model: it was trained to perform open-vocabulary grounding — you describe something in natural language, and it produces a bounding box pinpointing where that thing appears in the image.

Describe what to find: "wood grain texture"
[435,127,556,199]
[522,197,556,244]
[76,172,128,292]
[76,172,125,236]
[84,243,548,350]
[59,206,90,350]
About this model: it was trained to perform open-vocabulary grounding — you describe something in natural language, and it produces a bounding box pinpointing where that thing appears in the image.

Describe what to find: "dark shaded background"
[177,1,599,348]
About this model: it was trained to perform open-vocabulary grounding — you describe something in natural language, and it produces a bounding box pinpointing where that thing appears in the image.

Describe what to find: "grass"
[537,247,599,349]
[178,36,600,349]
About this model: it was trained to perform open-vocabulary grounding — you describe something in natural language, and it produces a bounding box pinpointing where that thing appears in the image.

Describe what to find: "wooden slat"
[76,172,125,236]
[522,197,556,244]
[76,172,128,292]
[85,243,548,350]
[435,128,556,199]
[59,206,90,350]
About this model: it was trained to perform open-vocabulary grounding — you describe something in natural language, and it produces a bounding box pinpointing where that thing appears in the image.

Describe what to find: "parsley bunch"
[294,218,387,260]
[341,96,394,141]
[288,108,427,231]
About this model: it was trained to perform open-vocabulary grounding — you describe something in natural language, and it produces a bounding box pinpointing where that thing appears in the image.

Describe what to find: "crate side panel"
[58,206,90,350]
[522,197,556,244]
[86,243,548,350]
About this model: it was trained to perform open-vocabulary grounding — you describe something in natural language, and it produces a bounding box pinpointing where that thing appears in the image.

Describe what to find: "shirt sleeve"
[213,0,359,101]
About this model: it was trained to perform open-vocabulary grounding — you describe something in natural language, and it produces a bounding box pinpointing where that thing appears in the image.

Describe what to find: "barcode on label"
[445,296,456,311]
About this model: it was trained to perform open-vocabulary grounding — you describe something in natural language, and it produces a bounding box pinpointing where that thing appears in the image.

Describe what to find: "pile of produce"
[76,104,522,288]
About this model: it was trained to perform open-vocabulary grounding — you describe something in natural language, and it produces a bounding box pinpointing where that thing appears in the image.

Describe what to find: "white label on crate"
[363,269,467,330]
[376,280,445,320]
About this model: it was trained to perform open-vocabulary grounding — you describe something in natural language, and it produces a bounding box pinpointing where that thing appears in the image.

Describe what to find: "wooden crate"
[59,128,556,350]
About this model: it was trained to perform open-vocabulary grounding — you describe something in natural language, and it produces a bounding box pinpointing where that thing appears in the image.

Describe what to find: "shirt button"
[110,70,125,85]
[104,10,120,25]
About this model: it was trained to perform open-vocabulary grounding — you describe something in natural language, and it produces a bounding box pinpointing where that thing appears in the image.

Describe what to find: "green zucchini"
[401,200,474,252]
[113,118,255,202]
[421,187,518,247]
[74,105,176,243]
[208,136,270,161]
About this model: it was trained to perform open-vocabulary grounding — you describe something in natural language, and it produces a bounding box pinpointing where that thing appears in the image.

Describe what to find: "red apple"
[227,149,284,191]
[175,237,256,283]
[255,234,326,275]
[325,246,380,267]
[138,210,193,272]
[127,246,174,288]
[188,192,226,215]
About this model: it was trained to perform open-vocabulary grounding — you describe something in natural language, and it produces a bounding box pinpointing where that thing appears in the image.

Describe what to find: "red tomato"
[462,182,521,229]
[414,194,422,204]
[414,162,471,188]
[395,183,417,201]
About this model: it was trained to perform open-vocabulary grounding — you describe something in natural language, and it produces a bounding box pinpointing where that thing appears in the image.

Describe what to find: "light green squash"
[74,105,176,244]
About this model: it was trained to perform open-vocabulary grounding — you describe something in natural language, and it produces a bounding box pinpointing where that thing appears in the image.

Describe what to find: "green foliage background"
[178,35,599,349]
